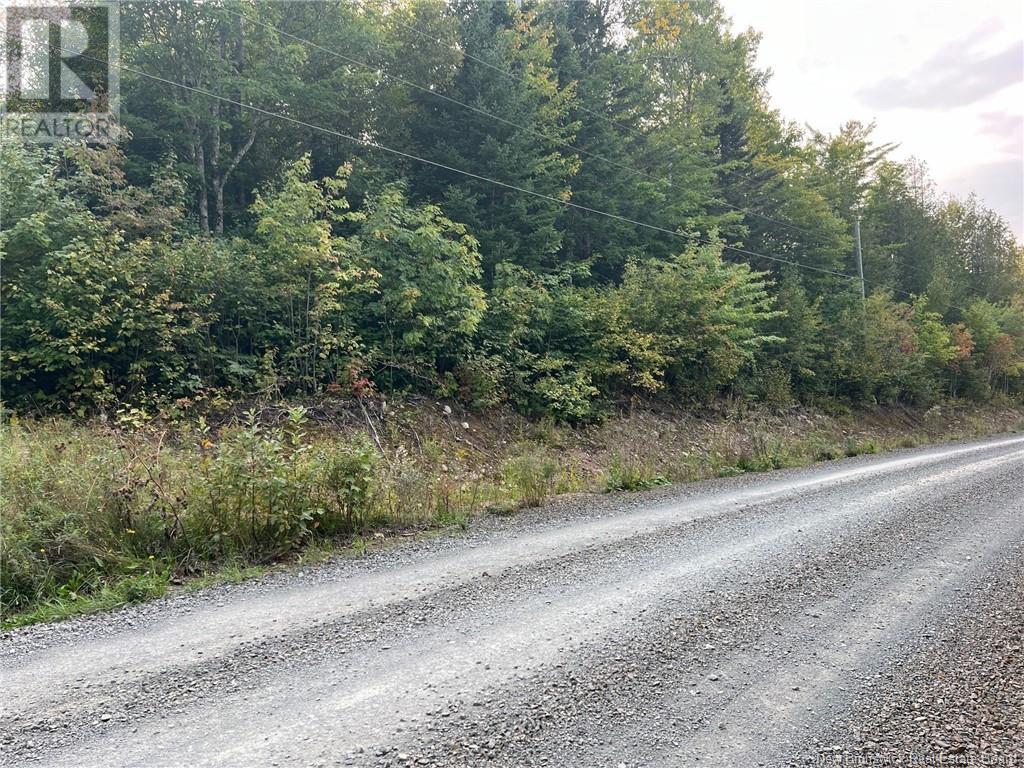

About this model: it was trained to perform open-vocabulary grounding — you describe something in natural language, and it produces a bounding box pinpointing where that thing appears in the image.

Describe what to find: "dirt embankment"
[297,396,1024,486]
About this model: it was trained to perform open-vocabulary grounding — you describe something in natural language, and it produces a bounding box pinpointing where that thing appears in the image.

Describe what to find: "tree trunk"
[209,15,256,235]
[209,96,223,234]
[212,124,258,234]
[189,120,209,234]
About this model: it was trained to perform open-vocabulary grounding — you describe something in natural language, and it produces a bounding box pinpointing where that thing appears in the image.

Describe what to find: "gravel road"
[3,434,1023,768]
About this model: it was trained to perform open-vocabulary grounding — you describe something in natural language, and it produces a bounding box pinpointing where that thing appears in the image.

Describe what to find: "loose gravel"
[815,545,1024,766]
[1,434,1022,768]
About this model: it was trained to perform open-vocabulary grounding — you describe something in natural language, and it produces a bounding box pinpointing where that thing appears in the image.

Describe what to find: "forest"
[3,0,1022,418]
[2,0,1024,620]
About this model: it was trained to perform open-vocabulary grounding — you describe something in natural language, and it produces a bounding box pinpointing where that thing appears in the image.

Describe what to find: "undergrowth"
[2,401,1021,627]
[605,455,669,492]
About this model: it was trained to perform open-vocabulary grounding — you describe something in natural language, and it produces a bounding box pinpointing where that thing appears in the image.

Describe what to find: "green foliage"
[188,410,319,559]
[408,1,580,276]
[763,273,827,398]
[3,234,205,409]
[354,184,486,387]
[478,264,603,421]
[123,0,313,234]
[5,0,1024,627]
[2,1,1023,418]
[0,414,380,612]
[604,456,669,492]
[187,409,381,560]
[937,196,1023,304]
[2,571,170,630]
[844,438,880,457]
[242,157,372,392]
[756,361,796,409]
[734,443,790,472]
[958,299,1024,398]
[1,142,201,409]
[502,448,559,507]
[609,244,781,400]
[317,434,379,536]
[0,422,163,611]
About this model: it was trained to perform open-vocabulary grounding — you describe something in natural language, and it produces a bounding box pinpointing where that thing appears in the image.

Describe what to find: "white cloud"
[859,36,1022,110]
[725,0,1024,238]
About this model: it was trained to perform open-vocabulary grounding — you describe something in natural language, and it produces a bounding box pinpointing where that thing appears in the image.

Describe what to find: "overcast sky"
[724,0,1024,240]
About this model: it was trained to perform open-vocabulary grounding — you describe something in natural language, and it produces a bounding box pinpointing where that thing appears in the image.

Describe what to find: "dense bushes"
[0,409,381,612]
[2,7,1024,421]
[8,0,1019,418]
[2,140,1023,420]
[3,0,1024,625]
[824,294,1024,405]
[0,143,790,419]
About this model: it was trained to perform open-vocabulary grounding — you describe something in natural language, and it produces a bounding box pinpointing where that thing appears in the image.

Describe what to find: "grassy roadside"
[3,398,1022,629]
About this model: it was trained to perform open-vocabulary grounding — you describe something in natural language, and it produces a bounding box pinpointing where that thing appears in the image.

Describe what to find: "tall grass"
[502,448,559,507]
[604,454,669,492]
[0,412,574,623]
[1,409,382,617]
[4,402,1020,625]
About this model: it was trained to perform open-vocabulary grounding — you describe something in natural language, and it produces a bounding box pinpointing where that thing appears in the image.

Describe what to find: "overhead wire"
[224,6,855,279]
[370,7,977,311]
[4,30,860,283]
[377,3,826,240]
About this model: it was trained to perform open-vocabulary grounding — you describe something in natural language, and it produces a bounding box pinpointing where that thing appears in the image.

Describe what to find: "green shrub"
[758,362,795,409]
[815,446,841,461]
[315,437,379,534]
[605,455,669,492]
[735,433,798,472]
[187,409,383,560]
[503,449,559,507]
[188,410,319,560]
[842,438,880,458]
[0,412,384,615]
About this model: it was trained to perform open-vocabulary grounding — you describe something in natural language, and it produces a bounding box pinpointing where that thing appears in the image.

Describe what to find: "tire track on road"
[9,441,1022,767]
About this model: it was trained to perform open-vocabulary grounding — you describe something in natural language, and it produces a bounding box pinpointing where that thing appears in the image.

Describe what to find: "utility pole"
[854,217,866,299]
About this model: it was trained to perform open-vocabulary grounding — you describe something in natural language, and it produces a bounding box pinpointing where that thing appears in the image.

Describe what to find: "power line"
[376,2,825,241]
[226,6,849,277]
[872,281,969,314]
[859,235,972,289]
[237,4,967,296]
[381,5,639,139]
[229,13,717,227]
[349,9,986,300]
[5,30,858,284]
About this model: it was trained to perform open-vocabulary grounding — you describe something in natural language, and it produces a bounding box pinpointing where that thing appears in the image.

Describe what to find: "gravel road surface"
[2,434,1023,767]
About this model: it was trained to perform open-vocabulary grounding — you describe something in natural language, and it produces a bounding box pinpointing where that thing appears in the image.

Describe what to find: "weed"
[530,417,565,447]
[735,434,798,472]
[436,509,469,530]
[503,448,559,507]
[0,415,384,618]
[4,400,1022,626]
[1,571,169,630]
[716,465,745,478]
[185,560,266,591]
[605,455,669,492]
[815,446,841,461]
[843,438,880,457]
